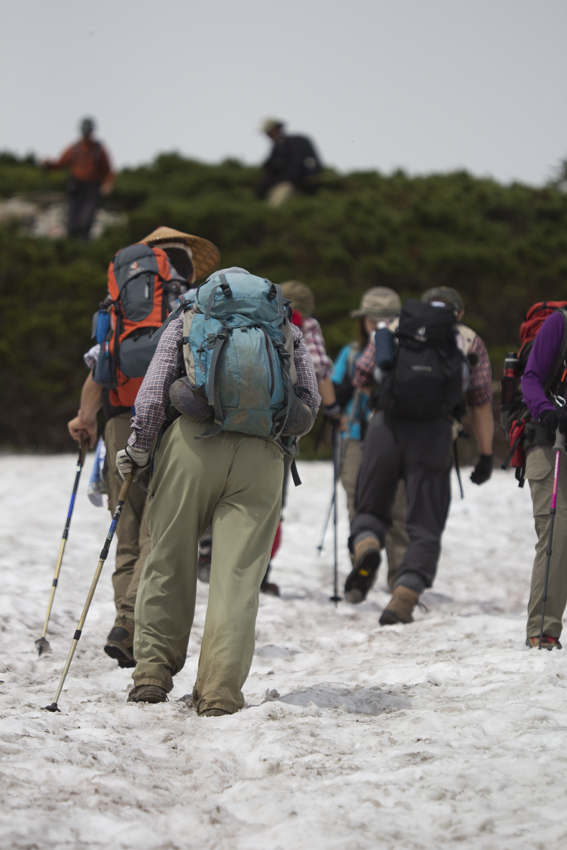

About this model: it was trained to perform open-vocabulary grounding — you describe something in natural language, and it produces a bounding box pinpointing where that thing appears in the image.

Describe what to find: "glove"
[470,454,493,485]
[116,446,151,481]
[540,409,567,435]
[324,402,341,422]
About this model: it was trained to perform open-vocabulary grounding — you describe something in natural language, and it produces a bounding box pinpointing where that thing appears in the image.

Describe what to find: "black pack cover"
[380,299,466,421]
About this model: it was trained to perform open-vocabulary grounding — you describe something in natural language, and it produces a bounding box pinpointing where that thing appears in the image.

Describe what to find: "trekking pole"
[44,473,133,712]
[538,427,565,650]
[35,439,89,656]
[330,425,342,606]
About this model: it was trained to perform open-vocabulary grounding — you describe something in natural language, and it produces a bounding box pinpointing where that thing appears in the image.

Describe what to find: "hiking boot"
[379,585,419,625]
[128,685,168,703]
[199,707,231,717]
[104,619,136,668]
[526,635,562,651]
[261,577,280,596]
[344,537,381,603]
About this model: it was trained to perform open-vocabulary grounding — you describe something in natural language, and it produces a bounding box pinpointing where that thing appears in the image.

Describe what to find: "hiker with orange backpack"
[68,227,220,667]
[509,302,567,649]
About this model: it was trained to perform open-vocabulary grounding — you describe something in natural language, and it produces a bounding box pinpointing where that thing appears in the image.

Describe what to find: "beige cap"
[261,117,285,133]
[421,286,464,315]
[350,287,401,319]
[142,226,220,281]
[280,281,315,317]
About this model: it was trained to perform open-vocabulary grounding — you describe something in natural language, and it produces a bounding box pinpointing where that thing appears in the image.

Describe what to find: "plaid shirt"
[353,326,492,409]
[300,317,334,383]
[128,318,321,451]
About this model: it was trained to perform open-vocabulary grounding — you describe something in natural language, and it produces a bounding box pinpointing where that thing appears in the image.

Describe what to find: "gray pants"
[350,412,453,594]
[526,446,567,639]
[340,438,409,589]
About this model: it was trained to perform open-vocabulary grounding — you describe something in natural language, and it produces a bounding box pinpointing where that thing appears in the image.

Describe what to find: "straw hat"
[350,287,401,320]
[280,281,315,317]
[142,226,220,281]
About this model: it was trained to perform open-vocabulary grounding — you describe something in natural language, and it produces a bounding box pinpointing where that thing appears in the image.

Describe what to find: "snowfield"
[1,454,566,850]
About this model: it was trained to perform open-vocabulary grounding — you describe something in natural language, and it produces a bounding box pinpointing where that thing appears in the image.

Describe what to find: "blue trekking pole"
[44,473,133,712]
[538,427,565,649]
[36,439,89,656]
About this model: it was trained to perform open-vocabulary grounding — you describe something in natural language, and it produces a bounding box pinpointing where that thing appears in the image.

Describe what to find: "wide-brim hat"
[350,287,401,319]
[281,280,315,317]
[142,226,220,281]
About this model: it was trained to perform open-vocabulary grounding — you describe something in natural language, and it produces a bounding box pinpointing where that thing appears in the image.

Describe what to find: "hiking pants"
[67,180,99,241]
[350,412,453,595]
[133,416,284,714]
[104,413,151,626]
[526,446,567,639]
[341,437,409,589]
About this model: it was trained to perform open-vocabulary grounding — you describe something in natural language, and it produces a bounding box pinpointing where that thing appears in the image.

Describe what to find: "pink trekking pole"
[539,427,565,649]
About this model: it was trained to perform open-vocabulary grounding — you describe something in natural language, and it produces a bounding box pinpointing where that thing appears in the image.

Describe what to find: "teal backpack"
[179,268,297,442]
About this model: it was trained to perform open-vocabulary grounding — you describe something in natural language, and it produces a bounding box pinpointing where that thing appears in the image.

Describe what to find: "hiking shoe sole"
[344,550,381,604]
[128,685,168,703]
[104,642,136,668]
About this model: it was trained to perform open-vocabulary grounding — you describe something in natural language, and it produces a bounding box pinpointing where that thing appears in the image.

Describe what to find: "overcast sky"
[1,0,566,185]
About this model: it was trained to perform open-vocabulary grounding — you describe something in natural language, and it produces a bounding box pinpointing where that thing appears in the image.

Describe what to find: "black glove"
[540,409,567,435]
[470,454,493,485]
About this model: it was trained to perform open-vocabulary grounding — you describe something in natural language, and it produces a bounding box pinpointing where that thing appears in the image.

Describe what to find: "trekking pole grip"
[553,427,565,453]
[79,437,89,465]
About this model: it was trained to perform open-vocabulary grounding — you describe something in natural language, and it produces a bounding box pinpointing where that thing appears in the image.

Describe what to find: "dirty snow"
[1,454,566,850]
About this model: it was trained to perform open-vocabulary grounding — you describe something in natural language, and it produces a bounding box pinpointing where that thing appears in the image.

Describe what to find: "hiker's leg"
[133,418,221,692]
[350,412,402,549]
[193,437,283,715]
[340,439,363,525]
[104,413,149,626]
[395,419,453,594]
[526,446,567,639]
[384,480,410,591]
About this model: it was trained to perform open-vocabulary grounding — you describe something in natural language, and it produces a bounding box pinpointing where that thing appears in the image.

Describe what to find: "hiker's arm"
[471,402,494,455]
[522,311,565,420]
[67,372,102,447]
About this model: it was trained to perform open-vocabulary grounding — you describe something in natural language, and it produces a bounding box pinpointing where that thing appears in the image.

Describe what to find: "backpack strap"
[195,329,230,439]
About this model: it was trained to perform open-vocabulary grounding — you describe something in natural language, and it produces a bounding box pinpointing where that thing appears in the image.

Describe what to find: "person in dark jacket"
[257,119,322,207]
[43,117,114,241]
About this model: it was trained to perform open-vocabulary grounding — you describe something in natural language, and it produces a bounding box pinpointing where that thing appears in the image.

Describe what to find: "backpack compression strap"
[194,329,230,440]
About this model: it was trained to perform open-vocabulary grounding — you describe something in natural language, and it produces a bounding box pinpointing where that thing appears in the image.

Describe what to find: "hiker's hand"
[339,414,349,433]
[540,409,567,435]
[324,402,341,423]
[68,414,97,448]
[116,446,151,481]
[470,454,493,485]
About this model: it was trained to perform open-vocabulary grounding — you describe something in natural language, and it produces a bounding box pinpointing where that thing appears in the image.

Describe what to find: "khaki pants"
[133,416,284,714]
[341,438,410,589]
[526,446,567,639]
[104,413,151,626]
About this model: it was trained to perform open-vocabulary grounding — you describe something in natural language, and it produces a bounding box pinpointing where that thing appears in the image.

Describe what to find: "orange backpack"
[93,242,187,407]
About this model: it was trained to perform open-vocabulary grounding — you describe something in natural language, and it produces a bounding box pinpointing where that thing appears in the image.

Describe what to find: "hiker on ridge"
[346,286,494,624]
[68,226,220,668]
[257,119,322,207]
[43,117,114,241]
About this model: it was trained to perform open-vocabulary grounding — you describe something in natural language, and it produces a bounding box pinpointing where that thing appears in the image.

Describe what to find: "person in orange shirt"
[44,117,114,241]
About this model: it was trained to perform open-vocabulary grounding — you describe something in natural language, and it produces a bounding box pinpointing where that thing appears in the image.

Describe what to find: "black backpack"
[380,299,467,421]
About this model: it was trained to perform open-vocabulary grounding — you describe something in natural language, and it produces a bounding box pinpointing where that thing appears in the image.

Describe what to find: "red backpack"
[93,242,188,407]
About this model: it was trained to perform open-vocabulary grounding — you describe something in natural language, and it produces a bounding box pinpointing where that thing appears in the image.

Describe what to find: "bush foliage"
[1,152,567,452]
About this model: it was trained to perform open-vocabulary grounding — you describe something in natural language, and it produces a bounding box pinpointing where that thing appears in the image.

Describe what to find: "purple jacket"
[522,310,565,420]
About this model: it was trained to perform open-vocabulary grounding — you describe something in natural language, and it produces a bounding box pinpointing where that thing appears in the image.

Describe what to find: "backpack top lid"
[397,298,458,345]
[194,268,287,337]
[519,301,567,354]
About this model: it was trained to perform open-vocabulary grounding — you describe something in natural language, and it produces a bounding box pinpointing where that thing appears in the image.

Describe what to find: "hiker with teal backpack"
[332,287,409,592]
[68,226,220,668]
[502,301,567,650]
[346,286,494,625]
[116,269,320,714]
